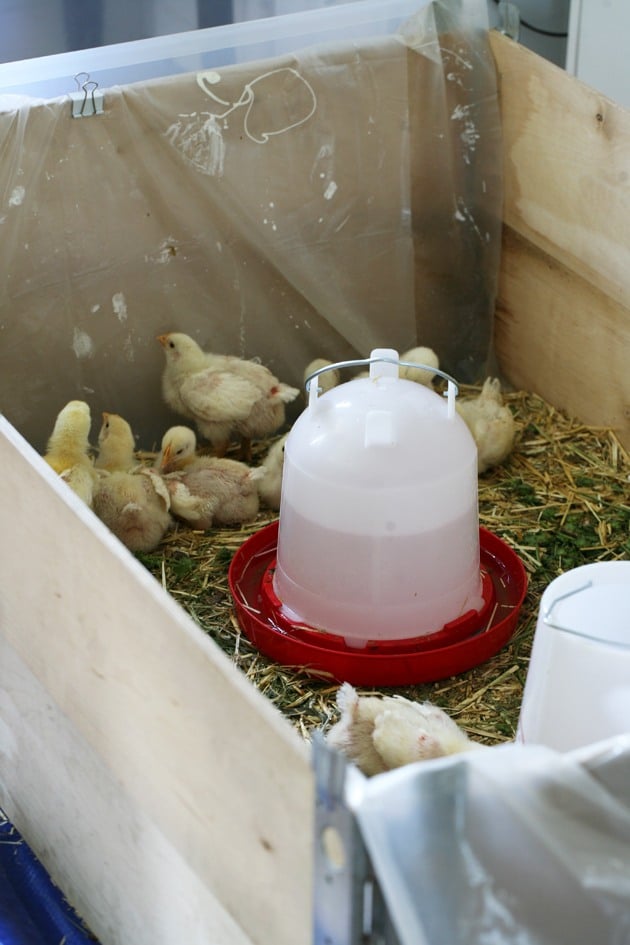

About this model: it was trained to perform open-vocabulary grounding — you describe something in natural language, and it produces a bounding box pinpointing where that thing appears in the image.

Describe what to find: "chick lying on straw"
[327,682,481,776]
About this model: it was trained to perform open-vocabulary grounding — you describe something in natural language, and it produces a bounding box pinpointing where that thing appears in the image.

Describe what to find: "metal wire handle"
[304,355,459,397]
[542,579,630,648]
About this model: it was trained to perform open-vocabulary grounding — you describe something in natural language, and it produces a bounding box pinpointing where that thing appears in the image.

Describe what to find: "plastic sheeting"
[352,736,630,945]
[0,0,502,452]
[0,809,97,944]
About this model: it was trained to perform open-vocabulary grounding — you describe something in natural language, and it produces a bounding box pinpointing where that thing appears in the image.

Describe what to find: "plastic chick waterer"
[274,349,482,645]
[228,349,527,685]
[516,561,630,752]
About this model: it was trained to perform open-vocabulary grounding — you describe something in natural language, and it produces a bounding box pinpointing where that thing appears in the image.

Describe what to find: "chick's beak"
[157,334,169,347]
[160,444,173,472]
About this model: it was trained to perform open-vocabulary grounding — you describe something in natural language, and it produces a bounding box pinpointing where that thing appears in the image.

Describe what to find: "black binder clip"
[71,72,104,118]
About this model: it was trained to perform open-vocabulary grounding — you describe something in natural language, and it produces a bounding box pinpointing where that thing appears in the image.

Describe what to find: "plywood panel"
[490,31,630,445]
[0,637,256,945]
[489,30,630,309]
[495,228,630,440]
[0,416,313,945]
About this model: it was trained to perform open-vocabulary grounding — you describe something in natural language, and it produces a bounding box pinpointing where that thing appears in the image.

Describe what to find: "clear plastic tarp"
[352,736,630,945]
[0,0,502,453]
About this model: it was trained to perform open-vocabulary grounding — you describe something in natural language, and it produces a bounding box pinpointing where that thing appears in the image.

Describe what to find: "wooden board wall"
[489,31,630,448]
[0,418,313,945]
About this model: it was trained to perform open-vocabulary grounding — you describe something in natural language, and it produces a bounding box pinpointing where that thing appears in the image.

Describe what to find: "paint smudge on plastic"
[112,292,128,322]
[8,186,25,207]
[72,328,94,359]
[122,334,135,362]
[165,66,316,176]
[146,238,179,265]
[164,113,226,177]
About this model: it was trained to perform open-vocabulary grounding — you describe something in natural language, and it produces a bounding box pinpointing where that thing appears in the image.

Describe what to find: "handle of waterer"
[305,354,459,417]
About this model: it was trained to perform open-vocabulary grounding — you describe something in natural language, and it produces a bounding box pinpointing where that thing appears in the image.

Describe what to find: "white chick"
[399,346,440,386]
[156,425,263,528]
[43,399,97,506]
[92,467,172,552]
[95,412,137,472]
[303,358,340,397]
[157,332,299,460]
[256,434,287,511]
[326,682,480,776]
[456,377,516,473]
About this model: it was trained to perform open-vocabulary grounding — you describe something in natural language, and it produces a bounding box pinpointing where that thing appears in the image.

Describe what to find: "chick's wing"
[179,370,261,422]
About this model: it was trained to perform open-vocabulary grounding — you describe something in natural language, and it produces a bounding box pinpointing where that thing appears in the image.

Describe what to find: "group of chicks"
[41,331,302,553]
[305,344,516,474]
[41,333,516,555]
[41,333,513,775]
[41,401,277,553]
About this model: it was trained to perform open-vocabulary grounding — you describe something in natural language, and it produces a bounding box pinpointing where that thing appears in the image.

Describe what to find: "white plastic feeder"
[272,348,483,646]
[517,561,630,751]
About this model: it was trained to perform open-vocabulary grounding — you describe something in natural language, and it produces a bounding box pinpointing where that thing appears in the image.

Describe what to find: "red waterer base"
[228,520,527,686]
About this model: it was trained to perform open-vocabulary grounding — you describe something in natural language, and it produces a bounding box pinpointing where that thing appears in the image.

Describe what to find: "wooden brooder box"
[1,24,630,945]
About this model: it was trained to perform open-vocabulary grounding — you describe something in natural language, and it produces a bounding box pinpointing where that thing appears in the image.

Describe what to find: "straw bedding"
[137,387,630,746]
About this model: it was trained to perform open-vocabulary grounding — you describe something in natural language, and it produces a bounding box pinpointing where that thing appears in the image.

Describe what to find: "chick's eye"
[169,341,176,349]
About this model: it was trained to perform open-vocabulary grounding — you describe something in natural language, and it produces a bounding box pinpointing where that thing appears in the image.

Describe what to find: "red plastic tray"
[228,520,527,686]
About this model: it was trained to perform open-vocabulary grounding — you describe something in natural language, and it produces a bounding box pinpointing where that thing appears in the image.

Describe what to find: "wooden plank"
[489,30,630,309]
[0,416,313,945]
[495,228,630,442]
[0,636,256,945]
[490,31,630,444]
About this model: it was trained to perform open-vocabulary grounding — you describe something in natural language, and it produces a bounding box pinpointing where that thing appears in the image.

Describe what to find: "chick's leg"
[213,440,229,458]
[239,436,253,464]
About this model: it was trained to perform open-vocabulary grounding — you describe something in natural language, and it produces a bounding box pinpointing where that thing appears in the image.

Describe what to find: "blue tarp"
[0,810,98,944]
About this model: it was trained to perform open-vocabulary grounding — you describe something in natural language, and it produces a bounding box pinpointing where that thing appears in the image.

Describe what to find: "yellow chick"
[153,424,199,475]
[156,425,263,528]
[326,682,480,776]
[456,377,516,473]
[399,345,440,386]
[59,464,96,508]
[256,433,287,511]
[92,467,172,552]
[353,346,438,383]
[43,399,97,506]
[95,412,137,472]
[303,358,340,397]
[157,332,299,460]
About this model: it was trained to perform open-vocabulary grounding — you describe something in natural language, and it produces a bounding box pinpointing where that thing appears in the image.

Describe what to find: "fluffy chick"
[157,332,299,460]
[156,425,263,527]
[303,358,340,397]
[92,467,172,552]
[456,377,516,473]
[95,412,137,472]
[43,399,97,506]
[256,433,287,511]
[354,345,438,383]
[326,682,480,776]
[154,424,200,475]
[399,345,439,386]
[59,465,96,508]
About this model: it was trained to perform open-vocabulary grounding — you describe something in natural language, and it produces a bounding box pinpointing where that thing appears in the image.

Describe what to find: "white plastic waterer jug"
[273,348,483,647]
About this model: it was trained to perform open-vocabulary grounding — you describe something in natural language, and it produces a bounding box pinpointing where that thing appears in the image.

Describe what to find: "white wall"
[0,0,573,68]
[566,0,630,108]
[486,0,570,67]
